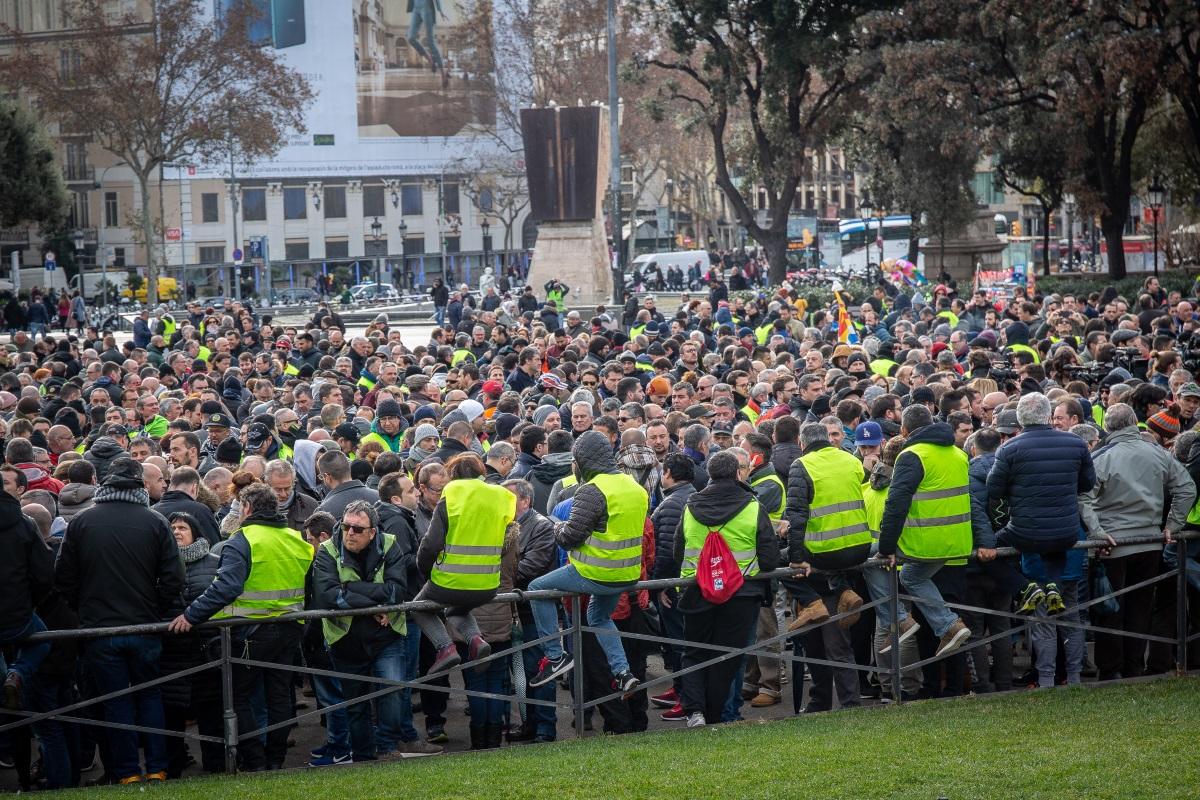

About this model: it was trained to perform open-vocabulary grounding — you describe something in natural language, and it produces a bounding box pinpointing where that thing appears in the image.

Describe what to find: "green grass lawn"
[71,678,1200,800]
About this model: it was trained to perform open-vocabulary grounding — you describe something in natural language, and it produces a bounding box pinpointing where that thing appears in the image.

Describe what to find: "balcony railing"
[63,163,95,183]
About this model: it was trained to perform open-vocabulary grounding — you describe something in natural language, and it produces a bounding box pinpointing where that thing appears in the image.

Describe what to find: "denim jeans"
[464,641,510,726]
[862,549,959,638]
[83,635,167,780]
[30,675,80,789]
[331,636,408,759]
[0,614,50,689]
[720,622,759,722]
[434,305,447,326]
[529,563,630,676]
[1033,580,1084,687]
[1164,540,1200,594]
[398,628,420,743]
[309,673,350,757]
[519,632,556,739]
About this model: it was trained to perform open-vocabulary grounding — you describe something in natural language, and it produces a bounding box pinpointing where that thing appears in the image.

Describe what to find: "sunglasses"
[342,523,372,535]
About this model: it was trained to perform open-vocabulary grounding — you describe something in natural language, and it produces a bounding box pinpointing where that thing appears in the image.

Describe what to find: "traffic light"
[1011,220,1022,236]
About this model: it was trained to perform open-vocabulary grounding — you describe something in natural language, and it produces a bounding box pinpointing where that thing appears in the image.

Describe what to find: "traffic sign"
[166,227,181,241]
[233,248,244,266]
[44,250,57,271]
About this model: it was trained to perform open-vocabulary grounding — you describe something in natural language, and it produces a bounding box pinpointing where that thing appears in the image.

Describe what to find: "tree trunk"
[763,229,789,284]
[1102,213,1127,280]
[1041,205,1052,277]
[137,170,158,306]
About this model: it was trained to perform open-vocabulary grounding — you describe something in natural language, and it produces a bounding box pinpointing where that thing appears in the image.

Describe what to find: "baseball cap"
[334,422,362,443]
[994,410,1020,435]
[275,336,291,350]
[243,422,272,451]
[539,373,568,391]
[203,412,235,429]
[854,421,884,447]
[711,420,734,436]
[1179,382,1200,399]
[685,404,716,420]
[480,380,504,398]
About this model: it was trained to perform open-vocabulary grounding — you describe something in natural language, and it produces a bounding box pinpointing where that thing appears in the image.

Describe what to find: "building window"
[442,183,460,215]
[365,238,388,257]
[104,191,119,227]
[363,185,386,218]
[284,241,310,260]
[68,190,89,229]
[401,184,422,216]
[242,188,266,221]
[478,188,494,213]
[325,240,349,259]
[201,192,219,223]
[58,48,80,80]
[402,236,424,256]
[112,247,126,267]
[198,245,225,264]
[283,187,307,220]
[324,186,347,219]
[444,235,460,254]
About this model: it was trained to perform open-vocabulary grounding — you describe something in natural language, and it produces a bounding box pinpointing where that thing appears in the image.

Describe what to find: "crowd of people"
[0,269,1198,788]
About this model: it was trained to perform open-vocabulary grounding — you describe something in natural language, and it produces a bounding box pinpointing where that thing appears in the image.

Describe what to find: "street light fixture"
[1063,193,1076,273]
[1148,177,1166,277]
[391,189,400,209]
[481,219,491,269]
[370,216,383,240]
[859,195,875,285]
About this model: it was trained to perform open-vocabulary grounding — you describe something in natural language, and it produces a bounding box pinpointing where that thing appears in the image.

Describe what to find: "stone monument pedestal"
[525,218,612,309]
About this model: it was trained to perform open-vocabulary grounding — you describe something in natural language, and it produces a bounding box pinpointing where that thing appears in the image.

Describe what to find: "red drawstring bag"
[696,529,745,604]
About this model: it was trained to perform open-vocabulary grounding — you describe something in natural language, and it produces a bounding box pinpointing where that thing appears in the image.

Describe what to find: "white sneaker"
[685,712,706,728]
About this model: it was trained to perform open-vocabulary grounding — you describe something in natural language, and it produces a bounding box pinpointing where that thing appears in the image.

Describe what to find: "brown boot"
[879,617,919,654]
[749,692,780,708]
[787,598,830,632]
[836,589,864,629]
[935,618,971,658]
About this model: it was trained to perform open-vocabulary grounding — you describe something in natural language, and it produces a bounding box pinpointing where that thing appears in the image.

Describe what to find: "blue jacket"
[986,424,1095,545]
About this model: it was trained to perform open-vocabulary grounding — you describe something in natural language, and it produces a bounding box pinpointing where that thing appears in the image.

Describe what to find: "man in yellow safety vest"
[526,431,648,695]
[862,404,982,660]
[168,483,313,771]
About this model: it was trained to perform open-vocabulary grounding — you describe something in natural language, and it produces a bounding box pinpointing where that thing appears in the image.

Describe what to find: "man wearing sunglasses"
[312,500,436,761]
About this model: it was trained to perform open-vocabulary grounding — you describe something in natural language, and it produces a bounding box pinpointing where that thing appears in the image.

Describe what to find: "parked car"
[273,287,320,305]
[350,283,401,302]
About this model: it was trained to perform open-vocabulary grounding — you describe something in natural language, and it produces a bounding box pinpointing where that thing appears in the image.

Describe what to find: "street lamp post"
[398,220,408,291]
[665,178,674,250]
[370,216,383,291]
[1148,177,1165,277]
[859,195,874,286]
[72,228,86,305]
[1064,193,1076,273]
[481,219,491,273]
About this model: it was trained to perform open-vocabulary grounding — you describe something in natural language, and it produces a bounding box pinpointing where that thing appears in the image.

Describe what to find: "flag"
[836,292,859,344]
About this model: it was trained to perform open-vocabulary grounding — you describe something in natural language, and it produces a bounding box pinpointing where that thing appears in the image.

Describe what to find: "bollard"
[890,565,902,704]
[220,627,238,773]
[1176,543,1189,676]
[571,595,586,738]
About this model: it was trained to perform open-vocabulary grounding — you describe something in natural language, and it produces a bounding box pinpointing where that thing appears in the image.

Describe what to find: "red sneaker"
[660,702,687,721]
[650,687,678,709]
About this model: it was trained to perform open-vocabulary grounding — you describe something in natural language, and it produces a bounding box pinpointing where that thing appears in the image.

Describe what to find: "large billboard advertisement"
[198,0,499,179]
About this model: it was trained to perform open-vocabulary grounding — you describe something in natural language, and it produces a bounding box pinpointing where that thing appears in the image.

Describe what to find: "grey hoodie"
[1079,425,1196,557]
[58,482,96,522]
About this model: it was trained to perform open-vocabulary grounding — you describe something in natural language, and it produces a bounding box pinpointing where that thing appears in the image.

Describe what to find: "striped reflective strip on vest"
[905,485,971,527]
[805,498,871,542]
[681,546,758,573]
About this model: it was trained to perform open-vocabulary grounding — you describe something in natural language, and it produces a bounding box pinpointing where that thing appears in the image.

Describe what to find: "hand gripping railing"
[0,531,1193,777]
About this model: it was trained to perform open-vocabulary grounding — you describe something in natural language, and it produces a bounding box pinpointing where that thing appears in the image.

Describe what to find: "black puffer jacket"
[161,540,220,709]
[771,442,802,481]
[651,481,694,580]
[0,490,54,629]
[666,477,779,608]
[527,452,573,514]
[375,501,421,601]
[83,437,126,484]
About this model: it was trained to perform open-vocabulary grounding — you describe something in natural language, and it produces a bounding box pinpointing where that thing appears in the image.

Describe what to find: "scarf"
[94,486,149,506]
[178,537,211,564]
[408,443,437,463]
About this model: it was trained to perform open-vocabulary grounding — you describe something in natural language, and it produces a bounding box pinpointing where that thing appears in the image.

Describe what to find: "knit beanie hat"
[1147,404,1182,441]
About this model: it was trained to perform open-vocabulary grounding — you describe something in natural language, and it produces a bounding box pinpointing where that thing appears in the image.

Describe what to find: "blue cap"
[854,421,884,447]
[737,327,754,338]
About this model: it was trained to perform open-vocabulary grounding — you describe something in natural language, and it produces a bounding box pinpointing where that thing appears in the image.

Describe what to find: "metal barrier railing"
[1,532,1195,780]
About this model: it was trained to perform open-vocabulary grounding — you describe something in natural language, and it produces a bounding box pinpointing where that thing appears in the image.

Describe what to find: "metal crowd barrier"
[0,532,1195,778]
